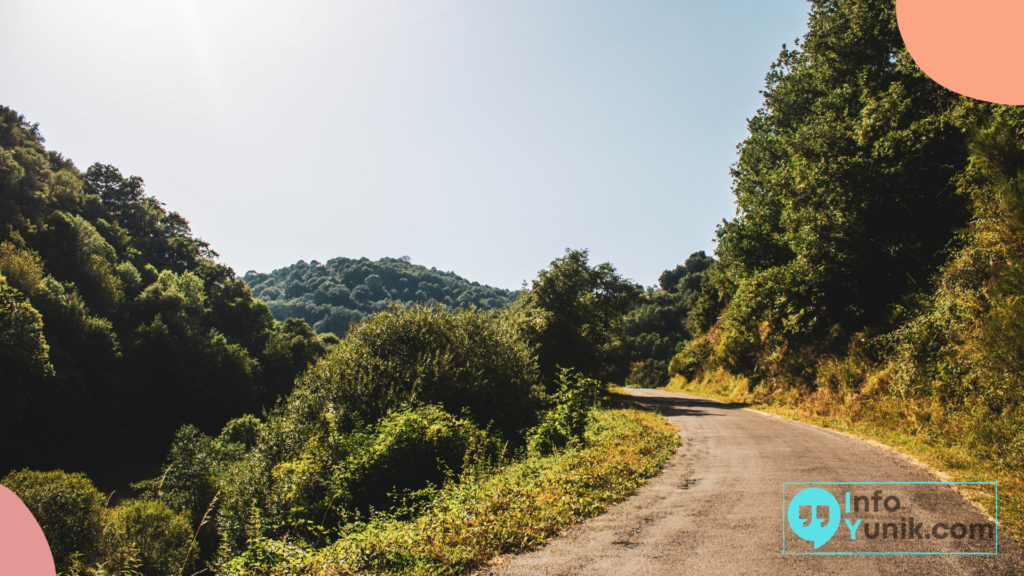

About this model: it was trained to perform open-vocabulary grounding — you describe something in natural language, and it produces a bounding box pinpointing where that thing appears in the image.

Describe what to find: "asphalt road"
[482,388,1024,575]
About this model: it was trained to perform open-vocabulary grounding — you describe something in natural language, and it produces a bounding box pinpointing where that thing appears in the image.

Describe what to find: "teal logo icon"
[787,487,840,549]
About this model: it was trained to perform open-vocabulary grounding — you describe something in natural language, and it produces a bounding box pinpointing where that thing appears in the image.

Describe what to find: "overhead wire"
[24,0,371,112]
[43,1,481,126]
[32,0,431,119]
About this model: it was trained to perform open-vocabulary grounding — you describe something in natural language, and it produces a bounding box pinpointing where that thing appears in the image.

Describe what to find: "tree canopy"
[694,0,975,375]
[243,257,516,338]
[0,106,331,475]
[514,249,642,385]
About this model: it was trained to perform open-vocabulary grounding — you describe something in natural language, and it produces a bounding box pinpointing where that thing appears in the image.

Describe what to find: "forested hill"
[0,106,331,474]
[243,257,517,337]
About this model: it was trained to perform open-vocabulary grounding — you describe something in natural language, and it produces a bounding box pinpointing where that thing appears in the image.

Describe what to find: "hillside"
[0,106,331,475]
[243,257,517,337]
[672,0,1024,479]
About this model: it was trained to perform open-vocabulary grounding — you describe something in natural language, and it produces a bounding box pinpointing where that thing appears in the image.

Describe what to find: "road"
[482,388,1024,575]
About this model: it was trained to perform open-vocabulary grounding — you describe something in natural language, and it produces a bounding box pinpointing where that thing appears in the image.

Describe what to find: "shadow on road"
[629,392,750,418]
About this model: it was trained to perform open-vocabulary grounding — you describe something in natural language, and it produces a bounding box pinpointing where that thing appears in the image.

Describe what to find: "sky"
[0,0,811,290]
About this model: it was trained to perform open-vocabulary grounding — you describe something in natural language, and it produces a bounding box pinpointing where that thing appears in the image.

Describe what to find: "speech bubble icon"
[787,487,841,550]
[898,0,1024,105]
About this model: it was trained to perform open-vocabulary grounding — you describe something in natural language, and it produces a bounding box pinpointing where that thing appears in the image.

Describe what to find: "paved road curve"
[483,388,1024,575]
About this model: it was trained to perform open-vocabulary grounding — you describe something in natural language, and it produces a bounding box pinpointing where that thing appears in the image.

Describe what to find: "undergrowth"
[222,407,678,576]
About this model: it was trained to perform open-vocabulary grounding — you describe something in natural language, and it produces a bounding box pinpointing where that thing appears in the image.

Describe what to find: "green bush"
[133,425,225,568]
[624,359,669,389]
[529,370,600,454]
[669,338,713,380]
[100,500,195,576]
[211,305,543,562]
[304,408,680,576]
[136,425,221,521]
[219,414,264,451]
[284,304,542,443]
[1,469,104,574]
[337,406,497,513]
[211,447,279,565]
[264,406,496,534]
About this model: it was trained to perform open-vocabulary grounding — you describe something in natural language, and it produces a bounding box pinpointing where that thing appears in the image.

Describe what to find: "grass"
[662,371,1022,543]
[223,402,680,576]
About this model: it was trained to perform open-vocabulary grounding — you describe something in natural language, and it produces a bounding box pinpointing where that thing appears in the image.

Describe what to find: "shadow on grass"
[600,388,638,410]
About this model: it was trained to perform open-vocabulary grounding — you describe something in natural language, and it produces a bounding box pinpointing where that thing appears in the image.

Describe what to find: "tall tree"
[516,249,641,384]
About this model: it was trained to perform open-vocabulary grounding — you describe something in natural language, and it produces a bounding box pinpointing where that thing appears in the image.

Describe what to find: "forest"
[5,0,1024,573]
[0,107,334,482]
[242,256,516,338]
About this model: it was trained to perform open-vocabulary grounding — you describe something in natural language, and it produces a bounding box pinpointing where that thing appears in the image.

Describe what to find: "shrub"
[100,500,195,576]
[212,447,279,565]
[336,406,497,513]
[137,425,220,521]
[0,469,104,573]
[624,359,669,389]
[304,408,680,576]
[219,414,264,451]
[186,304,542,563]
[286,304,542,442]
[669,338,713,380]
[529,370,601,454]
[269,406,496,532]
[133,425,224,568]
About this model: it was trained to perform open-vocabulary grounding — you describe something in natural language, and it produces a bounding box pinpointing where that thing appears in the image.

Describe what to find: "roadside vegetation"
[660,0,1024,543]
[226,407,678,576]
[2,138,672,576]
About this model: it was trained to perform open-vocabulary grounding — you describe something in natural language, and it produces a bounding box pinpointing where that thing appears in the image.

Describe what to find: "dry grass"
[662,373,1024,542]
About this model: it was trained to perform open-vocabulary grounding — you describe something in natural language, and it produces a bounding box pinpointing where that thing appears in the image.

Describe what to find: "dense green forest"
[242,257,516,337]
[671,0,1024,474]
[0,106,333,477]
[620,251,714,388]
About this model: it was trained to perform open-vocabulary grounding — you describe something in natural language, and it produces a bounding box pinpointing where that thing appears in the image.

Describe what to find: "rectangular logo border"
[782,481,998,556]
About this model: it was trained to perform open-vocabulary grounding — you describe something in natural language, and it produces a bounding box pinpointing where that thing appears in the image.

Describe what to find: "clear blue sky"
[1,0,810,290]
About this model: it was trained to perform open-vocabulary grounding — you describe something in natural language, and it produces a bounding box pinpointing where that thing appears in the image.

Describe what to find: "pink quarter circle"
[0,485,57,576]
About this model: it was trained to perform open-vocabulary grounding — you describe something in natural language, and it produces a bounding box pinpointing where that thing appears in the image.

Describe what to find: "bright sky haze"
[1,0,811,290]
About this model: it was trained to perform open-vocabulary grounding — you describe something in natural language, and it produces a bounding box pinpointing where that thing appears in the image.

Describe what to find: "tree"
[0,279,52,422]
[516,249,642,384]
[702,0,973,374]
[658,251,714,295]
[260,318,329,401]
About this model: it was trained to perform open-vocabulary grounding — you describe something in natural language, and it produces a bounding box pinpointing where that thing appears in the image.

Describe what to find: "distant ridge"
[243,256,517,337]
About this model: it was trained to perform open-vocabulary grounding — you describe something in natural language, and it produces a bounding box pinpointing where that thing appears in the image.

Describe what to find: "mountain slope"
[0,106,330,474]
[243,256,517,336]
